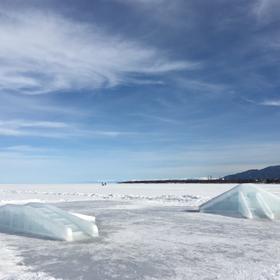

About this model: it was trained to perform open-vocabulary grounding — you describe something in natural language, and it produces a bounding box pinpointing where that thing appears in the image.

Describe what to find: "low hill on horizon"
[223,165,280,180]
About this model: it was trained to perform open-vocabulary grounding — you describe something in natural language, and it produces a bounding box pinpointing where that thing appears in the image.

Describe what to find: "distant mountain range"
[120,165,280,184]
[223,165,280,180]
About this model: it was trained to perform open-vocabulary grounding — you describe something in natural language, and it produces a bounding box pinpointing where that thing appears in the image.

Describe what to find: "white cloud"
[0,120,68,129]
[3,145,47,153]
[242,98,280,107]
[174,78,227,94]
[7,120,67,129]
[0,119,69,137]
[0,119,141,138]
[0,8,194,95]
[253,0,280,22]
[0,127,22,136]
[260,99,280,106]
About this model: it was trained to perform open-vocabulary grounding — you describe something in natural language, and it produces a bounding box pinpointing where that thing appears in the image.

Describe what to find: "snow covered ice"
[0,202,98,241]
[1,183,280,280]
[199,184,280,219]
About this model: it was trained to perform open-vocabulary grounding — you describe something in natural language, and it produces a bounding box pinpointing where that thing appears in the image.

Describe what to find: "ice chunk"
[199,184,280,220]
[0,202,99,241]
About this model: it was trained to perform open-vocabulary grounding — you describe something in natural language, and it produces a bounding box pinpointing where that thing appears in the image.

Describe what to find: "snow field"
[1,183,280,279]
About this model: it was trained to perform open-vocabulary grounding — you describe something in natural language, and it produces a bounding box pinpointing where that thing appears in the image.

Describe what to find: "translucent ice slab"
[199,184,280,220]
[0,202,99,241]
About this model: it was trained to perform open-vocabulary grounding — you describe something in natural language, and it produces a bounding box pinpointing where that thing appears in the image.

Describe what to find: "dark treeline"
[119,179,280,184]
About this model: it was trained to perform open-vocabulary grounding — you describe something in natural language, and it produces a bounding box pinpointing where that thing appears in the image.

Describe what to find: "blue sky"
[0,0,280,183]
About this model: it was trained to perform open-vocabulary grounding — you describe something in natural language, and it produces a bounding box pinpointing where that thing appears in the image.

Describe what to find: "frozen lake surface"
[1,183,280,279]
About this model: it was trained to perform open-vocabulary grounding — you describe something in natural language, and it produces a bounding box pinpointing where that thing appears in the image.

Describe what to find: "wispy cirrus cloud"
[0,119,142,139]
[253,0,280,22]
[0,119,69,137]
[0,7,195,95]
[173,77,228,94]
[0,120,68,129]
[254,0,280,17]
[2,145,48,153]
[244,98,280,107]
[259,99,280,106]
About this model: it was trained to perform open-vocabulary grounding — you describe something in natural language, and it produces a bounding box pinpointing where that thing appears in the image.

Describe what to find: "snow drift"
[199,184,280,220]
[0,202,99,241]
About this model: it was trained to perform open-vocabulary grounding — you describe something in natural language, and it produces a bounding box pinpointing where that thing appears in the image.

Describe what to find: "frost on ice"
[199,184,280,220]
[0,202,99,241]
